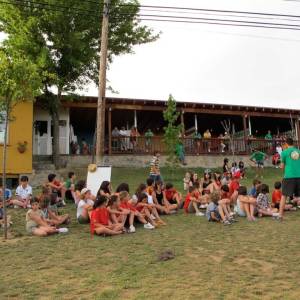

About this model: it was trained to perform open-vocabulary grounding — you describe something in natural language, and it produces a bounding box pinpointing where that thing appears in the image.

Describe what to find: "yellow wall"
[0,101,33,175]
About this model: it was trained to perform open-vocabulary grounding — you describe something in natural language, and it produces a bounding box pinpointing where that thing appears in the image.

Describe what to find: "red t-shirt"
[184,193,192,213]
[221,191,230,200]
[229,181,240,196]
[272,190,282,204]
[165,188,177,201]
[120,201,137,212]
[90,207,109,233]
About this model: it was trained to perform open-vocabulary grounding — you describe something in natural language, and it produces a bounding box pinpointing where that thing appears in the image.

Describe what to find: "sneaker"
[272,212,280,217]
[199,204,207,209]
[229,212,235,217]
[14,205,18,209]
[144,223,154,230]
[62,200,66,206]
[27,204,31,208]
[195,212,204,217]
[58,227,69,233]
[223,220,231,225]
[150,214,156,220]
[229,217,238,223]
[129,225,136,233]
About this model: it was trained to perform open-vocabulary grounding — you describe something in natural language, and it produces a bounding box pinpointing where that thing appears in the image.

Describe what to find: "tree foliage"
[0,0,158,166]
[163,95,182,168]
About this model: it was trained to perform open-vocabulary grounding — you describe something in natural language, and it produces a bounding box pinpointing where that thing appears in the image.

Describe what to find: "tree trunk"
[2,101,9,239]
[51,91,61,169]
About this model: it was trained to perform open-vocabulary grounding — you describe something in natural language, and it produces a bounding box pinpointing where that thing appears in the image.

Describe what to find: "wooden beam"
[108,107,112,155]
[243,114,248,149]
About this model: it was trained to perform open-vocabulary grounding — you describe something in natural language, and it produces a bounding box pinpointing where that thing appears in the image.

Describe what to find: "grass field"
[2,167,300,300]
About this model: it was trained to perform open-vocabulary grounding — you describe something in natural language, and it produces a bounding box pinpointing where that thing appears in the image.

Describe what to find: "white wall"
[33,107,70,155]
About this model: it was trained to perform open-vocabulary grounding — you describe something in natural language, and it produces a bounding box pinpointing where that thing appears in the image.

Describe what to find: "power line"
[131,17,300,31]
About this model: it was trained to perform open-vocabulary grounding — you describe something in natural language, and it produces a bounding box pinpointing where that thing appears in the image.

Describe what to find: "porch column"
[108,107,112,155]
[181,110,185,136]
[134,110,137,128]
[194,114,198,132]
[248,116,252,136]
[243,114,248,153]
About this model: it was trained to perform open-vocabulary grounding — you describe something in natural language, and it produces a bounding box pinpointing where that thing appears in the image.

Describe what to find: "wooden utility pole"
[96,0,110,161]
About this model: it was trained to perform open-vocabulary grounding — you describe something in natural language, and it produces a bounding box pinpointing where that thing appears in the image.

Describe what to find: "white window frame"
[0,111,9,145]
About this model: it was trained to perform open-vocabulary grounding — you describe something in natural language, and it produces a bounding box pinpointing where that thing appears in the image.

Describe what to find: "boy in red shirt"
[183,185,205,216]
[272,182,295,211]
[90,196,123,236]
[229,172,241,204]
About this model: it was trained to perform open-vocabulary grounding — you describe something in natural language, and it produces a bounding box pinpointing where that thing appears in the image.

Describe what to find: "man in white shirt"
[10,176,32,209]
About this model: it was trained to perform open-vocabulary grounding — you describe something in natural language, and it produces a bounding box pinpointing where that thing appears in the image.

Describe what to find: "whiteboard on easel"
[87,165,112,197]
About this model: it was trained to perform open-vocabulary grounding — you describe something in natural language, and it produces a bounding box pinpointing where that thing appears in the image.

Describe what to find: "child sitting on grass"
[135,192,166,226]
[249,179,261,198]
[272,182,295,211]
[97,181,112,198]
[10,176,32,209]
[26,198,58,237]
[164,183,182,208]
[65,171,76,202]
[90,196,123,236]
[47,174,66,206]
[119,191,154,230]
[235,186,257,221]
[256,184,280,218]
[206,191,232,225]
[107,194,131,229]
[77,188,94,224]
[0,201,12,228]
[183,185,205,216]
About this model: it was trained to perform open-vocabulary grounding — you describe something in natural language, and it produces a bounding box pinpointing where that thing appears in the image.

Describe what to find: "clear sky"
[89,0,300,110]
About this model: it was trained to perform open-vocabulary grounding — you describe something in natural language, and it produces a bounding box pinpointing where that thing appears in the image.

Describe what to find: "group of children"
[0,156,298,236]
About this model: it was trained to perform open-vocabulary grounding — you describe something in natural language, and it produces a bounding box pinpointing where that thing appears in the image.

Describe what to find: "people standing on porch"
[149,151,162,183]
[193,131,202,155]
[265,130,273,152]
[176,141,186,165]
[145,129,154,153]
[112,127,120,151]
[203,129,211,153]
[119,127,129,151]
[218,134,226,153]
[130,126,140,151]
[81,138,90,155]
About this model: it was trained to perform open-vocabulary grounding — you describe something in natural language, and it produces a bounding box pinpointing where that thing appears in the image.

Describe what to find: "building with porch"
[33,96,300,159]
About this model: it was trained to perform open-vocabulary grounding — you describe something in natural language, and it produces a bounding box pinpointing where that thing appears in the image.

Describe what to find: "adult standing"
[279,138,300,219]
[149,151,162,183]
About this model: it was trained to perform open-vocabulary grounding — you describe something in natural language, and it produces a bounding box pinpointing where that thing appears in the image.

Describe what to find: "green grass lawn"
[2,167,300,300]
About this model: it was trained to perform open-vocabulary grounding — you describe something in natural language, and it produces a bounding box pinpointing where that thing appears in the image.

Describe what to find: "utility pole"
[96,0,110,161]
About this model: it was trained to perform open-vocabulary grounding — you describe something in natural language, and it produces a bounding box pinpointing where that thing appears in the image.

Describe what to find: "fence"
[109,136,292,155]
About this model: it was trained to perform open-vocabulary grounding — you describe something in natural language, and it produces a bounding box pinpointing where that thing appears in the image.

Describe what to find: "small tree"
[163,95,182,172]
[0,50,42,239]
[221,119,236,159]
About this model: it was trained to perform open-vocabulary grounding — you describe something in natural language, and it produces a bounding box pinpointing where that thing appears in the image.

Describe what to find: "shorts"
[274,203,280,210]
[234,201,246,217]
[282,178,300,197]
[26,224,38,234]
[187,201,197,213]
[256,161,264,168]
[208,210,221,221]
[168,199,177,205]
[77,215,90,224]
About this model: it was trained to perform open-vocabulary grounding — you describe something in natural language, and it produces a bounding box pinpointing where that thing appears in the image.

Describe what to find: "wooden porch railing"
[108,136,292,155]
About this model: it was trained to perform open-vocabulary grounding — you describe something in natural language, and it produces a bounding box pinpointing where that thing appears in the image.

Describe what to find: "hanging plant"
[17,141,28,154]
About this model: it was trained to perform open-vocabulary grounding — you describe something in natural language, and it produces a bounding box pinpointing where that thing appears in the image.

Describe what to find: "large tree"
[0,0,158,167]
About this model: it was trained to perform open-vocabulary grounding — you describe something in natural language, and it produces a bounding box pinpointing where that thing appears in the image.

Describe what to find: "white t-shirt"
[276,146,282,155]
[16,185,32,199]
[77,199,94,218]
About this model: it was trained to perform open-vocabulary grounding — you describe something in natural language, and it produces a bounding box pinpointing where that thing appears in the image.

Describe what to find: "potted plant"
[17,141,28,154]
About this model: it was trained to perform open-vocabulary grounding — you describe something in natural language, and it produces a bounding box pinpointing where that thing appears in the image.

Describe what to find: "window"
[0,112,8,144]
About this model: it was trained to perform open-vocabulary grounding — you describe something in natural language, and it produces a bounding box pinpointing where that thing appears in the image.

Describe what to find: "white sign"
[87,165,112,197]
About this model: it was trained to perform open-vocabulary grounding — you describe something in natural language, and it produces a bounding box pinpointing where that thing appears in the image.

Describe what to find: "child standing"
[90,196,123,236]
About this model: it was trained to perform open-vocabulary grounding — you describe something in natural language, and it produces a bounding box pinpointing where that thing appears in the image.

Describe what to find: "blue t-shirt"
[206,202,219,220]
[249,187,257,197]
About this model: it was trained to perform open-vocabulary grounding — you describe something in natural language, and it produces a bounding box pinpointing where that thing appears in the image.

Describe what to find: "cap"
[81,188,90,196]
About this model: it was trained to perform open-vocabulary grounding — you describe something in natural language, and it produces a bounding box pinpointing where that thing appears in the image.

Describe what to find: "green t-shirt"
[65,179,72,189]
[281,147,300,179]
[250,151,266,162]
[145,131,154,139]
[265,133,272,140]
